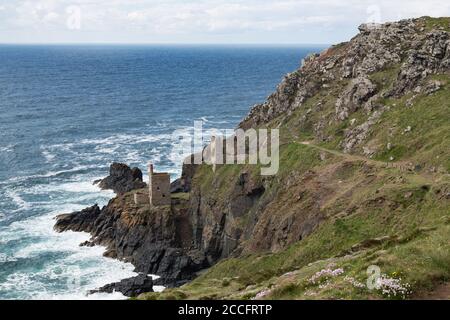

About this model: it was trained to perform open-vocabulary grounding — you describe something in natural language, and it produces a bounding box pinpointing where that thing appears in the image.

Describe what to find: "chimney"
[148,163,154,175]
[211,136,216,172]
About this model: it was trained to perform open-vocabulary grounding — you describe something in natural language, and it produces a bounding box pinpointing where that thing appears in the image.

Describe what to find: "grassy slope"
[140,17,450,300]
[142,144,449,300]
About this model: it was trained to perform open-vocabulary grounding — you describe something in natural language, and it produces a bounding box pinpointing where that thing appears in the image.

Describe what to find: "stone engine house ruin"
[133,163,171,207]
[148,164,171,206]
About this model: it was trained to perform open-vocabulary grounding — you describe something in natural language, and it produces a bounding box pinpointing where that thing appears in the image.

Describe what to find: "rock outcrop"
[389,30,449,96]
[89,274,154,297]
[55,189,208,287]
[335,76,377,120]
[239,17,449,153]
[94,163,146,194]
[55,204,101,233]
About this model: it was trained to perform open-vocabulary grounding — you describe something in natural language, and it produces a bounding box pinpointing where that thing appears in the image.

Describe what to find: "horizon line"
[0,42,331,47]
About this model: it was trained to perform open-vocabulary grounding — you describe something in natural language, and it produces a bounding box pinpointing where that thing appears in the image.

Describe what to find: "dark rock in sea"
[103,249,118,259]
[80,240,95,247]
[54,204,101,233]
[94,163,146,194]
[89,274,154,297]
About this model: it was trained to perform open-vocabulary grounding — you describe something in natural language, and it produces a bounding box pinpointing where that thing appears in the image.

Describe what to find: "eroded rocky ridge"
[240,19,449,153]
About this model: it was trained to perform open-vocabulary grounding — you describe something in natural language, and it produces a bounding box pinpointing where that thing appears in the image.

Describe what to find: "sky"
[0,0,449,44]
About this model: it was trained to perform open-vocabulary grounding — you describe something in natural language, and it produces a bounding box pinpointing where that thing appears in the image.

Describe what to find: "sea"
[0,44,324,299]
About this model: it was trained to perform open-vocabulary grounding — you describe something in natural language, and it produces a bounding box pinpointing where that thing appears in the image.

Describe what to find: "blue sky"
[0,0,449,44]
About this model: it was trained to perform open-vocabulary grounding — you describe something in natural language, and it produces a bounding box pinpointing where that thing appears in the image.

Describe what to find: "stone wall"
[150,173,171,206]
[134,190,149,205]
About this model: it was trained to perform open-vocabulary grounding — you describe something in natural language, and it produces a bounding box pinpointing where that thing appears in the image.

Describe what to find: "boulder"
[95,163,146,194]
[89,274,154,297]
[424,80,442,94]
[336,77,377,120]
[341,109,384,152]
[358,23,382,34]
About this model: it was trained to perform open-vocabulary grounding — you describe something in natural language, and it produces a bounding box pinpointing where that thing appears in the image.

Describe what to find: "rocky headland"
[55,17,450,300]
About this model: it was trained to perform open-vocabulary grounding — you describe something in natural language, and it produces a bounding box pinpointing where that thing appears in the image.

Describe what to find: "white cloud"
[0,0,449,43]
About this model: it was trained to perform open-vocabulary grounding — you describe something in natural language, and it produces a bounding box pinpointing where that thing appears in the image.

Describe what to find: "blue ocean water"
[0,45,323,299]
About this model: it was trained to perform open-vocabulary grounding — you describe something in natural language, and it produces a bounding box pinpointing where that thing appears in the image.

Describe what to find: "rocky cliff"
[55,17,450,300]
[55,185,207,287]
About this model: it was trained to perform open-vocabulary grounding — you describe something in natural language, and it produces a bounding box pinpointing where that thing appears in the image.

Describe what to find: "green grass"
[140,163,449,299]
[421,16,450,32]
[171,192,190,201]
[369,64,402,94]
[370,76,450,170]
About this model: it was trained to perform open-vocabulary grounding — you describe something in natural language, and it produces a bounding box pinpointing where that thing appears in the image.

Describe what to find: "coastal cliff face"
[55,191,207,287]
[240,18,449,129]
[55,17,450,299]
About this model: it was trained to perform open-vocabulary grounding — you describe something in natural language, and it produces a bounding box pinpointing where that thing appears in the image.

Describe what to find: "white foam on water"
[146,148,162,164]
[38,127,214,171]
[0,128,205,299]
[41,149,56,162]
[5,189,31,212]
[0,253,17,263]
[42,179,114,195]
[207,119,230,124]
[0,145,14,153]
[38,131,190,175]
[2,176,113,220]
[78,132,173,147]
[94,144,119,154]
[123,150,143,164]
[7,165,100,183]
[0,207,142,300]
[0,175,158,300]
